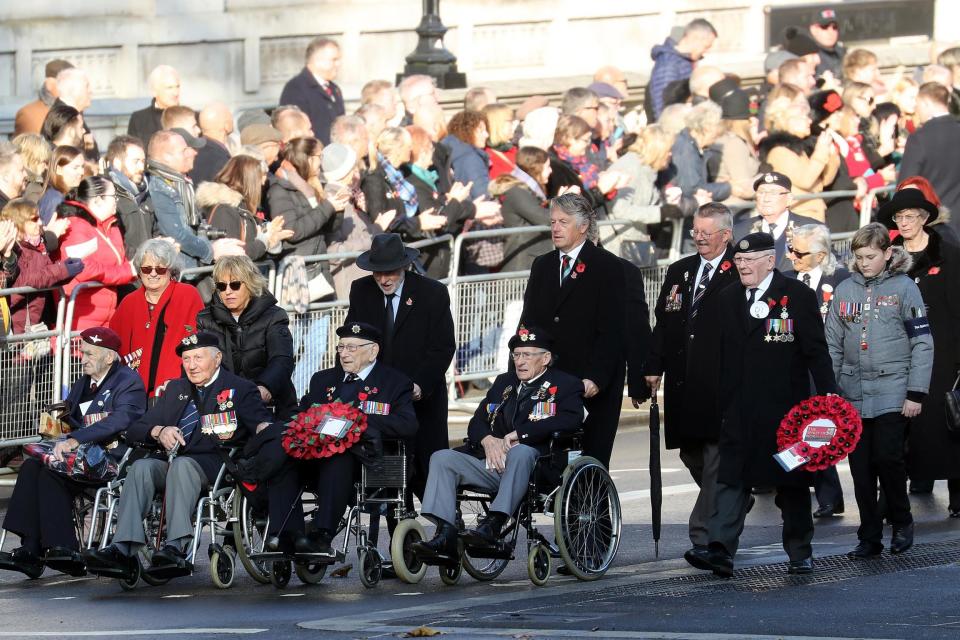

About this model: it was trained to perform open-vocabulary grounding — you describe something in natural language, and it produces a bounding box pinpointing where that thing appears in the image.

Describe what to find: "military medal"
[750,301,770,319]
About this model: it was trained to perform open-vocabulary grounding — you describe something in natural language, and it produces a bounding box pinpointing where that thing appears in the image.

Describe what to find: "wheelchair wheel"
[554,456,621,581]
[439,559,462,586]
[389,518,427,584]
[117,559,141,591]
[210,549,235,589]
[458,495,510,582]
[295,561,327,585]
[358,547,382,588]
[233,493,271,584]
[527,544,551,586]
[270,559,292,589]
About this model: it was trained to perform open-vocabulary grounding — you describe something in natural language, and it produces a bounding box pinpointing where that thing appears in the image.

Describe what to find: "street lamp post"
[396,0,466,89]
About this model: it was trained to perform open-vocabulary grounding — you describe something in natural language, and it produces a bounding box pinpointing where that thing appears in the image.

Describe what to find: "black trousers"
[814,466,844,508]
[708,482,813,561]
[849,411,912,544]
[3,458,83,553]
[582,364,626,468]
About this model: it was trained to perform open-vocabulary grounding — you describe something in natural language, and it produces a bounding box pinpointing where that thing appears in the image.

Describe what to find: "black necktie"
[90,381,99,394]
[802,273,812,288]
[382,293,396,361]
[344,373,360,383]
[511,383,529,425]
[747,287,758,307]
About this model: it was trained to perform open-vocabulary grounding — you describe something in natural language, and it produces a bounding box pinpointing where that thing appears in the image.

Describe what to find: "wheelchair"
[246,439,428,589]
[425,430,621,586]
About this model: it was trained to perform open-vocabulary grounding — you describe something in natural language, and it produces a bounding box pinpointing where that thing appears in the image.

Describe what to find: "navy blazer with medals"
[466,366,583,457]
[125,367,273,482]
[644,245,738,448]
[716,270,837,489]
[64,360,147,458]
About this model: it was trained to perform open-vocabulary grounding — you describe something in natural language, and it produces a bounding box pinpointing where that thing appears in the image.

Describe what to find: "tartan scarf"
[554,145,600,190]
[378,153,419,217]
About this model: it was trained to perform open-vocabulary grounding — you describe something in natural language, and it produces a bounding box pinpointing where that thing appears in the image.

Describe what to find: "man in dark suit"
[696,233,837,578]
[127,65,181,147]
[644,203,739,568]
[413,327,584,561]
[1,328,146,578]
[900,82,960,237]
[782,222,851,518]
[519,193,626,467]
[732,172,819,271]
[345,234,456,502]
[264,322,418,555]
[84,332,273,578]
[621,257,653,408]
[278,37,346,145]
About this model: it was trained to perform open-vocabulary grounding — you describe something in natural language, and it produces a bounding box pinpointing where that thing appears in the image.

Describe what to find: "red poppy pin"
[780,295,789,306]
[549,385,558,395]
[766,298,776,309]
[720,260,732,272]
[358,392,368,401]
[824,92,843,113]
[216,390,230,404]
[575,262,586,273]
[518,328,529,337]
[929,266,941,275]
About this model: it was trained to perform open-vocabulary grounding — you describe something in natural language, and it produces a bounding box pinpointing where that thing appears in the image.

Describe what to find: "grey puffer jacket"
[825,246,934,418]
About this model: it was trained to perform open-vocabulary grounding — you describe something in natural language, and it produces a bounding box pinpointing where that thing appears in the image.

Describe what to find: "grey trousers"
[421,445,539,526]
[113,457,208,550]
[708,482,813,561]
[678,441,720,547]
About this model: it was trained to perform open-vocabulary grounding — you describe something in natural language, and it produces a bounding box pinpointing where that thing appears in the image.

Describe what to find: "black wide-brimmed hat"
[356,233,420,272]
[878,189,940,229]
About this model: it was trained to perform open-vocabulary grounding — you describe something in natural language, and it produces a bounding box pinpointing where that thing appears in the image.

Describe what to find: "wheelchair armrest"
[549,429,584,452]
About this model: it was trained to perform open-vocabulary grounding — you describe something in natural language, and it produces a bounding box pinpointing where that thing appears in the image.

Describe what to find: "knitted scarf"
[147,160,198,227]
[554,145,599,190]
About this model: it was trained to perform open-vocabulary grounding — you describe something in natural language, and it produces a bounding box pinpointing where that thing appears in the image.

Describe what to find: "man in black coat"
[519,193,627,467]
[644,203,738,566]
[732,172,819,271]
[84,332,273,578]
[413,327,583,560]
[345,234,456,501]
[127,65,181,147]
[696,233,837,578]
[621,257,653,408]
[263,322,418,555]
[278,38,345,145]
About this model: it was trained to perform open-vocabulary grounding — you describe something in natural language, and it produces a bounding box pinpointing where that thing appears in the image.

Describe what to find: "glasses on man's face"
[787,246,811,258]
[733,255,769,265]
[756,190,790,199]
[893,213,923,224]
[215,280,243,292]
[511,350,547,361]
[336,342,374,353]
[140,266,169,276]
[689,228,725,239]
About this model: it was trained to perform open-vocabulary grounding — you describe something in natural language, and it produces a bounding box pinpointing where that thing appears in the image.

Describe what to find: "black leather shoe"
[461,512,507,547]
[684,545,713,571]
[949,507,960,519]
[814,502,845,518]
[707,547,734,578]
[890,523,914,554]
[151,545,187,568]
[751,486,774,495]
[83,545,137,577]
[847,541,883,558]
[788,557,814,574]
[294,530,334,556]
[1,547,45,579]
[411,522,459,563]
[266,531,297,554]
[44,547,86,577]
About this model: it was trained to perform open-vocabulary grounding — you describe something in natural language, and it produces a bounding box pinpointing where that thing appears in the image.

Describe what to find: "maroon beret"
[80,327,121,353]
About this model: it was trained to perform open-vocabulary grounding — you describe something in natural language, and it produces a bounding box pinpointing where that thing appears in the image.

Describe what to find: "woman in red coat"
[109,238,204,397]
[54,176,136,331]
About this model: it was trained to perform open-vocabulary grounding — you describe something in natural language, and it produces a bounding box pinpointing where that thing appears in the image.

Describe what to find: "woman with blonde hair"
[12,134,51,203]
[362,126,416,220]
[483,103,518,179]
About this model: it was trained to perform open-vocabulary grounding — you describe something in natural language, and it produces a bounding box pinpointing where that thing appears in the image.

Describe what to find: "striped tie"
[690,263,712,319]
[178,399,200,442]
[560,255,573,282]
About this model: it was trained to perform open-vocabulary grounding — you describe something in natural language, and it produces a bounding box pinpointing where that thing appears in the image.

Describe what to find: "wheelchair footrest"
[463,541,513,560]
[143,563,192,580]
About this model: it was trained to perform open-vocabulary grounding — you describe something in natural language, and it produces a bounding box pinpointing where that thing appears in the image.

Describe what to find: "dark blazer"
[732,211,821,271]
[498,184,552,273]
[125,368,274,481]
[127,100,164,147]
[278,68,345,145]
[466,366,583,456]
[716,270,837,488]
[190,138,231,186]
[520,240,626,391]
[900,115,960,238]
[644,247,739,448]
[64,361,147,456]
[621,257,653,401]
[782,266,851,322]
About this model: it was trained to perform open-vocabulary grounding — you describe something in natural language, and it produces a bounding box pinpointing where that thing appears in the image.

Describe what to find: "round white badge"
[750,301,770,319]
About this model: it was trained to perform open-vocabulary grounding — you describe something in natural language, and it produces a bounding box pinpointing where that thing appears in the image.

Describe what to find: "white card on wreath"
[774,443,809,472]
[317,416,352,439]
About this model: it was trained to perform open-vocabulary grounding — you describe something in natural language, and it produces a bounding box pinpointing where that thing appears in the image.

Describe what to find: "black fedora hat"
[356,233,420,272]
[877,189,939,230]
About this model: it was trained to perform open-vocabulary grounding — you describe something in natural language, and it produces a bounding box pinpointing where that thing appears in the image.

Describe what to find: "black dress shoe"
[294,529,334,556]
[411,522,459,563]
[44,547,86,577]
[814,502,845,518]
[847,541,884,558]
[890,522,914,554]
[151,545,187,568]
[910,480,934,494]
[2,547,45,579]
[751,486,774,495]
[949,507,960,519]
[266,531,297,554]
[461,512,507,547]
[684,546,713,571]
[788,557,814,574]
[707,547,734,578]
[83,545,137,577]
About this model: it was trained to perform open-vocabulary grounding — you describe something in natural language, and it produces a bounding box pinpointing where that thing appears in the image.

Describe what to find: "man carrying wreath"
[263,322,417,556]
[698,232,837,578]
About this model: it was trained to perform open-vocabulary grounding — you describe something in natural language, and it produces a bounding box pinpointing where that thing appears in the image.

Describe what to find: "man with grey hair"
[361,79,401,125]
[399,74,439,125]
[0,141,26,209]
[84,332,273,580]
[279,37,345,144]
[519,192,627,467]
[54,67,97,160]
[561,87,601,130]
[464,86,496,112]
[271,104,314,142]
[128,65,181,145]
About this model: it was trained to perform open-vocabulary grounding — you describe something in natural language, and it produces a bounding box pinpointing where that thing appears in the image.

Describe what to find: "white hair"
[791,223,838,275]
[684,100,723,135]
[56,68,89,100]
[148,65,179,92]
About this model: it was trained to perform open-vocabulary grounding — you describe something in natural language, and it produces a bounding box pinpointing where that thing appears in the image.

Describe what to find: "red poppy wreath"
[775,395,862,472]
[281,401,368,460]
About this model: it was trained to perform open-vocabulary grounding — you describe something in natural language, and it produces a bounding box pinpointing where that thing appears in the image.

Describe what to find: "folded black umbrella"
[649,398,663,557]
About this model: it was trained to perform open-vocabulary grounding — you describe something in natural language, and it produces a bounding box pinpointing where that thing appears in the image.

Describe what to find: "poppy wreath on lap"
[281,401,368,459]
[776,395,863,472]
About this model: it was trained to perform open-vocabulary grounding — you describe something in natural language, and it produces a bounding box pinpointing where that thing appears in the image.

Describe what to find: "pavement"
[1,420,960,639]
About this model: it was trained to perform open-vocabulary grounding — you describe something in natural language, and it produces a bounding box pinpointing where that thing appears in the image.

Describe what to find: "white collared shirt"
[746,271,775,301]
[798,265,822,292]
[201,368,221,389]
[761,211,790,240]
[346,361,377,383]
[694,253,724,290]
[559,241,587,282]
[79,371,110,415]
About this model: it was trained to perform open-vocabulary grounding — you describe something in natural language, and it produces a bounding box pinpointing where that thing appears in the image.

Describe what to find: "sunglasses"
[787,246,812,258]
[140,266,169,276]
[216,281,243,292]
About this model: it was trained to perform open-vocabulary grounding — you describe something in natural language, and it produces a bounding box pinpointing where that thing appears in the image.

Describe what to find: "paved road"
[2,425,960,639]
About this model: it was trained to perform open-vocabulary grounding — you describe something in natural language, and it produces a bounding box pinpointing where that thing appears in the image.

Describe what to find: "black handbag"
[945,373,960,434]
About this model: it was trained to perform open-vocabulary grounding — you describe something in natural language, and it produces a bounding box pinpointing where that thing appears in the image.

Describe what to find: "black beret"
[736,232,776,254]
[336,322,382,345]
[753,171,793,192]
[176,331,222,356]
[508,326,554,352]
[877,188,940,229]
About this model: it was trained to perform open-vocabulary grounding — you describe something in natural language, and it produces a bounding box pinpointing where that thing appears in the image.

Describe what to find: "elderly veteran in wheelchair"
[0,327,146,578]
[413,326,584,563]
[83,331,273,579]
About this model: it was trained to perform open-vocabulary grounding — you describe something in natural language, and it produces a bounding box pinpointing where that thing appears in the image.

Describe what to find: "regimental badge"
[533,380,551,400]
[351,324,361,334]
[201,411,238,440]
[181,334,198,346]
[528,402,557,422]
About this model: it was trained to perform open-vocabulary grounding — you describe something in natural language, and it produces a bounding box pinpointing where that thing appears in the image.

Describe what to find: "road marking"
[44,577,93,587]
[0,630,268,637]
[279,593,305,597]
[395,592,423,596]
[619,483,701,502]
[301,626,901,639]
[50,596,75,600]
[160,594,192,599]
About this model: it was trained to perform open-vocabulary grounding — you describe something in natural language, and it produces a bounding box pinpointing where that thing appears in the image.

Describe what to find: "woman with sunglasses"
[196,255,296,418]
[109,238,204,397]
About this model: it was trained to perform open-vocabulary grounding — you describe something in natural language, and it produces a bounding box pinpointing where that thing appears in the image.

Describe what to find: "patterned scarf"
[378,153,419,217]
[147,160,198,227]
[554,145,599,190]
